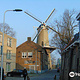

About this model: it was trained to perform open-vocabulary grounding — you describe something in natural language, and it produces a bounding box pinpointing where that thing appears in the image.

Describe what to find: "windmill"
[24,9,55,46]
[24,8,56,69]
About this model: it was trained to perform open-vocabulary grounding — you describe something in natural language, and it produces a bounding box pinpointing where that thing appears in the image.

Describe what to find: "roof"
[61,33,79,54]
[76,13,80,20]
[62,38,74,51]
[16,40,42,51]
[17,37,56,53]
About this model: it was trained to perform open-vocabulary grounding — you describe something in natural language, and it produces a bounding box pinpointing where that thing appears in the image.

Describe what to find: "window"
[6,50,11,59]
[7,38,12,47]
[22,52,27,58]
[28,52,33,57]
[6,63,11,72]
[24,60,33,64]
[24,60,28,64]
[42,41,44,46]
[0,34,2,42]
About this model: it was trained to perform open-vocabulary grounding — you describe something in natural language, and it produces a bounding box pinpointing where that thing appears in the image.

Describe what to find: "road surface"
[5,69,60,80]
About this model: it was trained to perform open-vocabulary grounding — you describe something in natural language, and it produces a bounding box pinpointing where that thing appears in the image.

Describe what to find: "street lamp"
[1,9,22,80]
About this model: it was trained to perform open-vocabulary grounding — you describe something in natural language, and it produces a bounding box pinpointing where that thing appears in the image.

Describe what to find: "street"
[5,69,60,80]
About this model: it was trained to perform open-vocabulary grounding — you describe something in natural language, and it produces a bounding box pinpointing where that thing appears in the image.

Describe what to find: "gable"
[16,41,42,52]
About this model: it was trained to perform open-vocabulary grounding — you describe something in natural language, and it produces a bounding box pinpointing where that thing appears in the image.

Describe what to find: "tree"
[51,53,57,69]
[0,23,16,37]
[50,9,78,54]
[51,54,56,64]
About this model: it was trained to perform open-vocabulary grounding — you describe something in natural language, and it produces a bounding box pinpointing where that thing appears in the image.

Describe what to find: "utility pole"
[1,9,22,80]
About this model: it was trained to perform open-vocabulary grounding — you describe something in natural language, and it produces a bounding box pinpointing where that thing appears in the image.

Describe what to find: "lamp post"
[1,9,22,80]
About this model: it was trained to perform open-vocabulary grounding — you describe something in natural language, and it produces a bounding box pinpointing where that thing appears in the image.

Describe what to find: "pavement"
[29,69,60,80]
[3,69,60,80]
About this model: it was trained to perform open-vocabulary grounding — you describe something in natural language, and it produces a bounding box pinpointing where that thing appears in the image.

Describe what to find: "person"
[54,75,56,80]
[23,67,28,80]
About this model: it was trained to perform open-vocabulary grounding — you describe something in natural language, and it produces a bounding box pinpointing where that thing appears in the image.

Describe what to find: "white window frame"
[22,52,27,58]
[7,38,12,47]
[6,50,11,59]
[28,52,33,57]
[6,62,11,72]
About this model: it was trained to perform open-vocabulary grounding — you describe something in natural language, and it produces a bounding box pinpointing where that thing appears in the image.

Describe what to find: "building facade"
[0,31,16,74]
[16,37,48,73]
[61,33,80,80]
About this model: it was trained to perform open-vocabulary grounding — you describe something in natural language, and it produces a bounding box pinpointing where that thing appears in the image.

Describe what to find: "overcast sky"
[0,0,80,59]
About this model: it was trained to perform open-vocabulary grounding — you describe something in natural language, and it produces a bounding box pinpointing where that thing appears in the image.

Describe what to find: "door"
[29,65,35,73]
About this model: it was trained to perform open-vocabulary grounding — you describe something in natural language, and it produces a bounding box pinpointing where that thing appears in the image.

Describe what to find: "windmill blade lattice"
[45,8,55,23]
[24,11,42,23]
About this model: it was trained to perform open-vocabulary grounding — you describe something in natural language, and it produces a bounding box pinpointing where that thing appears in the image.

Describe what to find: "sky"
[0,0,80,59]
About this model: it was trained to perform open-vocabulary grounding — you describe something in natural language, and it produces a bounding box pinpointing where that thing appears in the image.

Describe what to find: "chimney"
[27,37,31,42]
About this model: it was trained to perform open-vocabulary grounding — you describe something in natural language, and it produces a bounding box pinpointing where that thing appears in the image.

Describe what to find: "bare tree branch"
[0,23,16,37]
[51,9,78,54]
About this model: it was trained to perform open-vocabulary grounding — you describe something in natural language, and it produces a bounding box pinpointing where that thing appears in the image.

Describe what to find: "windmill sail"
[45,8,55,23]
[24,11,42,23]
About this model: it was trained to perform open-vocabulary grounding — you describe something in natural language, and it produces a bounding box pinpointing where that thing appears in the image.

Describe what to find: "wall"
[0,31,16,74]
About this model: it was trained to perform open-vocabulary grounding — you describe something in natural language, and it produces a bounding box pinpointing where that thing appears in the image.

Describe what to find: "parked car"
[57,67,61,72]
[7,69,23,77]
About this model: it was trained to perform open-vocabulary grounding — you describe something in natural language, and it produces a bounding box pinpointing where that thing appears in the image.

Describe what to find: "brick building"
[16,37,49,73]
[0,31,16,74]
[61,33,80,80]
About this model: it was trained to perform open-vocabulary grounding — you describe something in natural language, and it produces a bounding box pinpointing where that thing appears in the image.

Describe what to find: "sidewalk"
[28,73,43,77]
[28,70,60,80]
